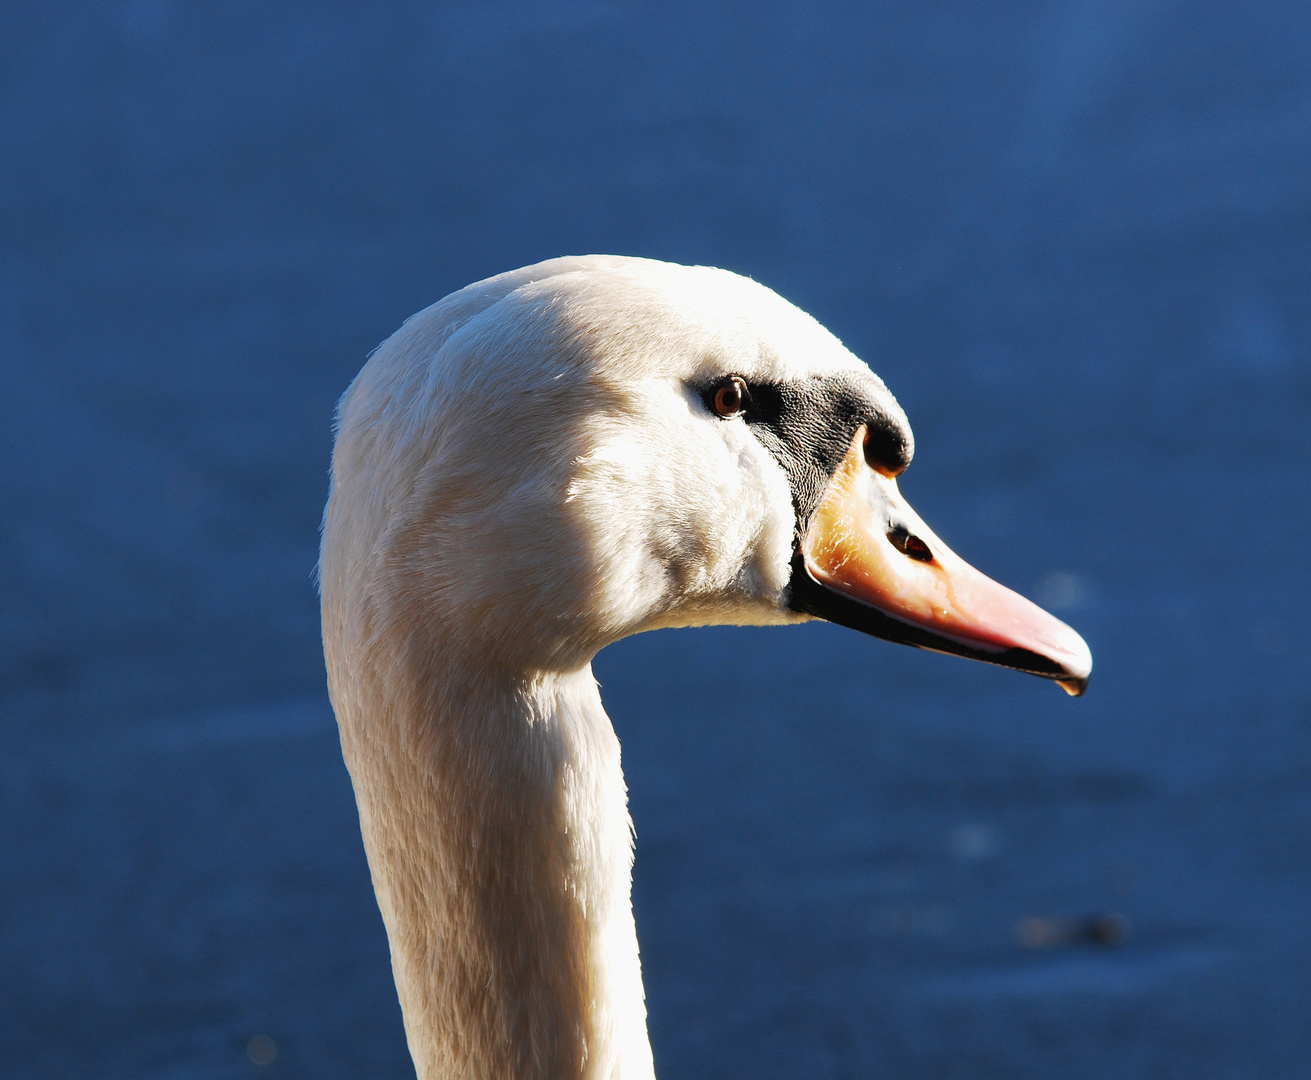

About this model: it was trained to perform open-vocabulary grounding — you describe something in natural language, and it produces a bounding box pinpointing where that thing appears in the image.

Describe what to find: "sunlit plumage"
[320,256,1089,1080]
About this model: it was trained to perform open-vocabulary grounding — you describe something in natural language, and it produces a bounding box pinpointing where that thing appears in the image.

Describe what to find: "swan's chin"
[632,595,810,636]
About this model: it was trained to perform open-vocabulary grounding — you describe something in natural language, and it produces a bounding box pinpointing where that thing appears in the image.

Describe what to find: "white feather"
[320,255,895,1080]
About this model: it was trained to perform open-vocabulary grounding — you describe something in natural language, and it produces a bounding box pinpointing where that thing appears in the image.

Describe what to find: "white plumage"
[320,255,1089,1080]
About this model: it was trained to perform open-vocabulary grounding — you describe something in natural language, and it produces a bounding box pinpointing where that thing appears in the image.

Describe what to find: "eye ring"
[712,376,748,418]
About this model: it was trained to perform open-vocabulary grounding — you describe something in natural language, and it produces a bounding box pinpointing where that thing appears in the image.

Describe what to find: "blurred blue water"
[1,2,1308,1077]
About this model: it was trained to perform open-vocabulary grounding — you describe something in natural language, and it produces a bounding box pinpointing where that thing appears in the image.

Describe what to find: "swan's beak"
[787,427,1093,695]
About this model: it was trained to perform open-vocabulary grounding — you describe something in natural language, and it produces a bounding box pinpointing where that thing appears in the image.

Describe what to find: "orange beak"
[789,427,1092,695]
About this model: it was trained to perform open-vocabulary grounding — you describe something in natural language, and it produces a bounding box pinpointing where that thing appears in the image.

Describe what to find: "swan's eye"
[712,377,748,418]
[887,525,933,562]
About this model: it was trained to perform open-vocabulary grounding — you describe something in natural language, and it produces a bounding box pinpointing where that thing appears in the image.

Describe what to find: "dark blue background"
[3,2,1309,1077]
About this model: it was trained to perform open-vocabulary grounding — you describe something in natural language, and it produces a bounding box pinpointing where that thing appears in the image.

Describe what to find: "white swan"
[319,255,1091,1080]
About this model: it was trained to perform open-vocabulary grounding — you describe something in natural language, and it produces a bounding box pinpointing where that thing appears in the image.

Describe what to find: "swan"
[319,255,1091,1080]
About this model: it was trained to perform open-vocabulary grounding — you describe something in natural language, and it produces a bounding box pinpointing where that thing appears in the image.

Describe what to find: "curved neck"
[331,651,655,1080]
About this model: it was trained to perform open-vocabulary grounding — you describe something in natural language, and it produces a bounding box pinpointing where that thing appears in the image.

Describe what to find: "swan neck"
[332,655,654,1080]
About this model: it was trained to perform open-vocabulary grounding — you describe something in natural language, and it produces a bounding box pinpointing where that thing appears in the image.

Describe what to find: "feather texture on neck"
[328,626,653,1080]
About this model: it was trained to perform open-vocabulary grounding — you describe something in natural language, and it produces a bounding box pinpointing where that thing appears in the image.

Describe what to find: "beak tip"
[1052,631,1092,697]
[1056,673,1090,697]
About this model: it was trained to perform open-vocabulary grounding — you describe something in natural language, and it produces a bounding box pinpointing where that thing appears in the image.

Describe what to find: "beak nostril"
[888,526,934,562]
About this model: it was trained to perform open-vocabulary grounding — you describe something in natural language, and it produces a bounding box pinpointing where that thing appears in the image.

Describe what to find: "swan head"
[325,255,1090,691]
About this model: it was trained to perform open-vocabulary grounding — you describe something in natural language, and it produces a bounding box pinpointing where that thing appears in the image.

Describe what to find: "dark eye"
[712,376,748,418]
